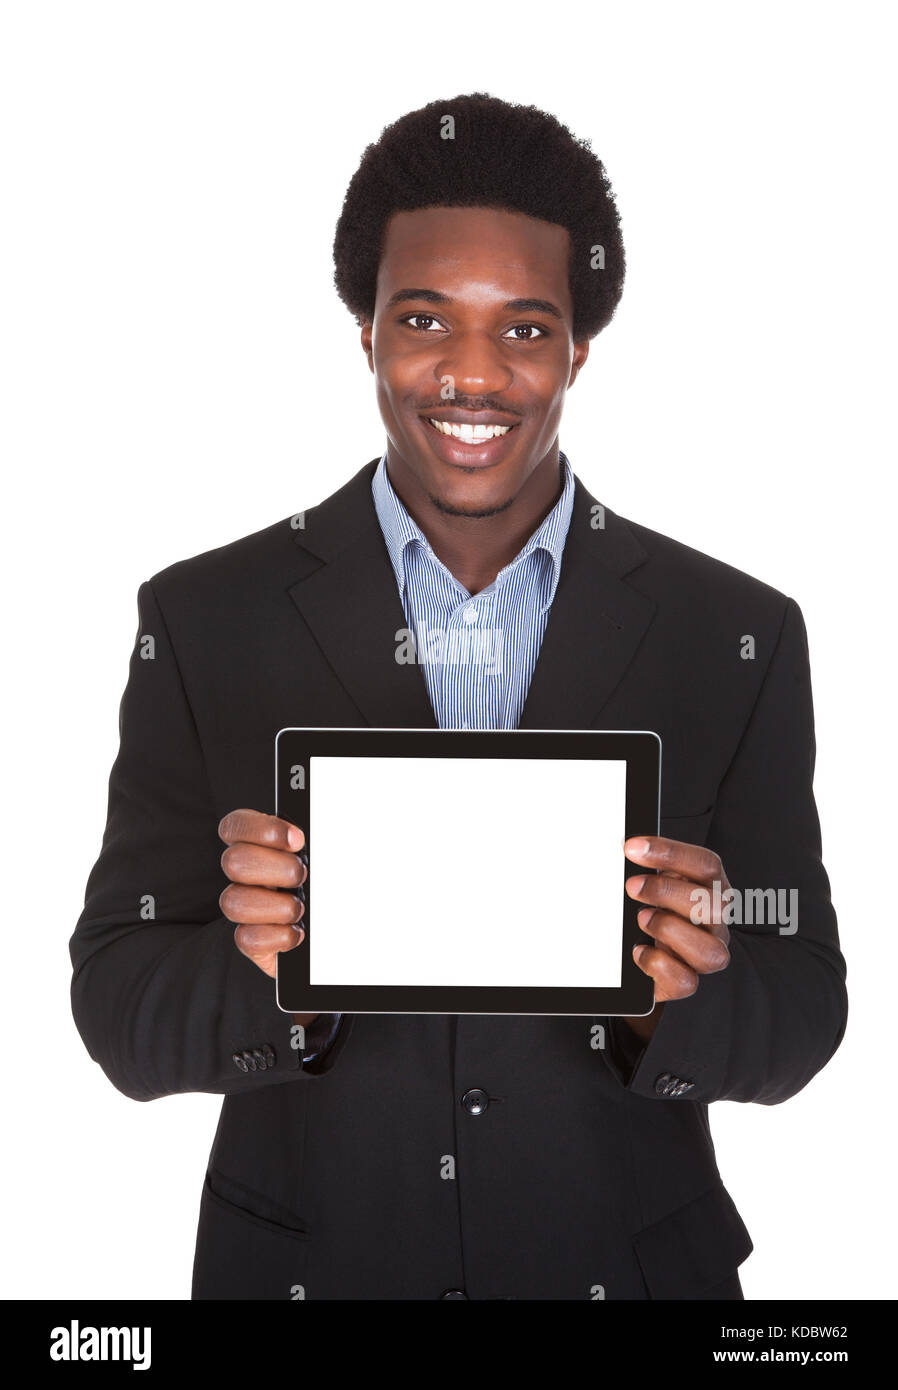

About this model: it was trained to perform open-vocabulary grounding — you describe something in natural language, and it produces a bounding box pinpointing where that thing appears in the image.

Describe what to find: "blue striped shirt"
[300,448,576,1062]
[372,449,576,730]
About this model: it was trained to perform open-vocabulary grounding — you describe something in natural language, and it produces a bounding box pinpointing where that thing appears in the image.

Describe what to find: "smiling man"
[70,93,847,1301]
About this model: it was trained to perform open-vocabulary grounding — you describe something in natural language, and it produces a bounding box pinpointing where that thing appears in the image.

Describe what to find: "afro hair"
[333,92,625,340]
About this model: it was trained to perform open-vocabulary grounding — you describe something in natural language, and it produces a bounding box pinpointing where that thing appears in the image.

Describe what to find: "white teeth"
[428,419,512,442]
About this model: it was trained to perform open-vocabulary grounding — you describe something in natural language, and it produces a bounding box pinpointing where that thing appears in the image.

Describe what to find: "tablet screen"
[309,755,625,988]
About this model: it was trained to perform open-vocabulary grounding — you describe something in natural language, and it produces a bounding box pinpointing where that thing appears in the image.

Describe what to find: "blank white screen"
[309,756,626,989]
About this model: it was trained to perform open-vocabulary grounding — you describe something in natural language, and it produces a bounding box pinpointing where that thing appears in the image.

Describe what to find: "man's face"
[361,205,589,518]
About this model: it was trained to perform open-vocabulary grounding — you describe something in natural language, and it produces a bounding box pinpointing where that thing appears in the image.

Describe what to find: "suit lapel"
[287,457,656,732]
[518,477,657,730]
[287,459,438,729]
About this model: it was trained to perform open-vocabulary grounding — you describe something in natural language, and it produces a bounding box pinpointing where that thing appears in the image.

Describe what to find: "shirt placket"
[441,586,503,731]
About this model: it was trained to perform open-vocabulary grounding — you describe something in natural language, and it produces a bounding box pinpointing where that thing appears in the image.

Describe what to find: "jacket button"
[441,1289,468,1299]
[461,1088,489,1115]
[251,1045,276,1070]
[654,1072,694,1096]
[232,1044,276,1074]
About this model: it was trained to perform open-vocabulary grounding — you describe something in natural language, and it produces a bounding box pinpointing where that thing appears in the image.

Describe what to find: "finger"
[636,909,730,972]
[221,842,307,889]
[633,943,699,1002]
[220,883,304,926]
[234,923,305,957]
[626,869,729,927]
[219,809,305,852]
[624,836,727,891]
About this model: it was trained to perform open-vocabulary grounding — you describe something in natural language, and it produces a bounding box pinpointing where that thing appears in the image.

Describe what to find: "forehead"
[376,206,572,311]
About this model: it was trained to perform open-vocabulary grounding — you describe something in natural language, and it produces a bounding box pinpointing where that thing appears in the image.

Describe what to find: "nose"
[434,329,513,398]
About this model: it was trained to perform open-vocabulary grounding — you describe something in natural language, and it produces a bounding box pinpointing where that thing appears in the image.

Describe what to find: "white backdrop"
[2,0,894,1300]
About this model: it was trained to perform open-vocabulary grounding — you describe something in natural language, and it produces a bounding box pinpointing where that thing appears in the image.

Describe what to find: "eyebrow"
[384,289,565,321]
[503,297,565,321]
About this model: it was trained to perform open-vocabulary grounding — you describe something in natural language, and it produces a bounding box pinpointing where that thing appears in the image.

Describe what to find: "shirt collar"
[372,450,576,615]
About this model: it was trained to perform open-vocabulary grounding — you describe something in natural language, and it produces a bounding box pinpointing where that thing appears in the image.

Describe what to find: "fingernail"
[625,838,652,859]
[287,826,304,850]
[626,875,646,895]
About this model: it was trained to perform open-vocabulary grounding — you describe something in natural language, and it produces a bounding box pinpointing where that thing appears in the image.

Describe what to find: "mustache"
[415,396,524,416]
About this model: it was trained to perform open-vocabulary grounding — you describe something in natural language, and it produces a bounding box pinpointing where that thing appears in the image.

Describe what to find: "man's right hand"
[218,809,318,1026]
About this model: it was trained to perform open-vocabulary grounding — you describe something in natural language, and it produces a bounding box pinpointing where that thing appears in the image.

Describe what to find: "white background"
[1,0,894,1300]
[309,755,625,987]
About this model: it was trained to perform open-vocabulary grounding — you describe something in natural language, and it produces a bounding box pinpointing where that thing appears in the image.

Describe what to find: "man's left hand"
[619,835,732,1044]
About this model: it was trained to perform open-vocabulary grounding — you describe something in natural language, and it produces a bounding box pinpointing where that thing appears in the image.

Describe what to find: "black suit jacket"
[69,457,848,1300]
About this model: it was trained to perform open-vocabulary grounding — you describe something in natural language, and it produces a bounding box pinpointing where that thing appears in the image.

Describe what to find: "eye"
[401,313,445,332]
[503,323,546,341]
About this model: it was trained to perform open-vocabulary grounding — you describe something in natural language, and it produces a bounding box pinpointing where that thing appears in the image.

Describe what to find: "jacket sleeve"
[69,578,353,1101]
[602,596,848,1104]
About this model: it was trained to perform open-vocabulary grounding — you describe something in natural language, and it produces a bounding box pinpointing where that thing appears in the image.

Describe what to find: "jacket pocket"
[632,1181,753,1299]
[191,1171,311,1301]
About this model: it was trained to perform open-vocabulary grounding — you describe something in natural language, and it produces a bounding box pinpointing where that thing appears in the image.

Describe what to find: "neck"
[384,445,564,595]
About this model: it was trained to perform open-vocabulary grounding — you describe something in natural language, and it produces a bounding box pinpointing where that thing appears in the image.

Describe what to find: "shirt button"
[462,605,477,624]
[461,1087,490,1115]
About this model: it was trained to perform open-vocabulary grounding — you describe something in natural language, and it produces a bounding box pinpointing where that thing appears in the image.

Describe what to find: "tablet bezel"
[274,728,659,1017]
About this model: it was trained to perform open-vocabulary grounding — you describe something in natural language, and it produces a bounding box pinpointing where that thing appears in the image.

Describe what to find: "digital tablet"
[274,728,660,1017]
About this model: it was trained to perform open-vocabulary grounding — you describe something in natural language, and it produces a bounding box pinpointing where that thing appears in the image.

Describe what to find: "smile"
[427,419,514,443]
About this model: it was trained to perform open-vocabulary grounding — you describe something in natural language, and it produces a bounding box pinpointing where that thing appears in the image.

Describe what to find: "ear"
[360,319,374,373]
[568,338,590,388]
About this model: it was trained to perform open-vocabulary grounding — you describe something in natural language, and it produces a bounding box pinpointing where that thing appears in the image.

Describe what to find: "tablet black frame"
[274,728,659,1017]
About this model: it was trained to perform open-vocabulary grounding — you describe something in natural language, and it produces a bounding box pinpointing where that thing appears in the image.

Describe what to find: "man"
[70,93,847,1300]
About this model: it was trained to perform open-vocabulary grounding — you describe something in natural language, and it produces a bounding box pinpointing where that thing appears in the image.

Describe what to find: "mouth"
[426,418,515,444]
[418,412,521,469]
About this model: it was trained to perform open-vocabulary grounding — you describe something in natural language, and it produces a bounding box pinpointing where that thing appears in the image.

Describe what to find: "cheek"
[522,349,571,401]
[373,346,424,408]
[527,372,569,429]
[372,365,404,420]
